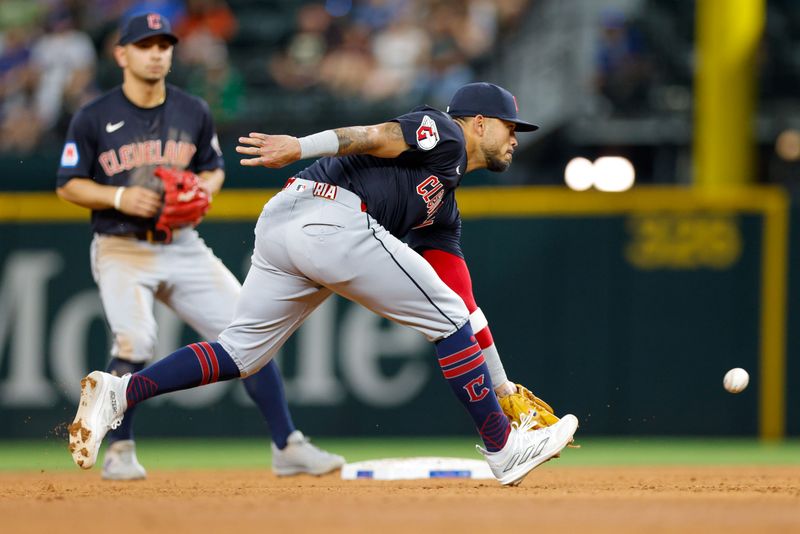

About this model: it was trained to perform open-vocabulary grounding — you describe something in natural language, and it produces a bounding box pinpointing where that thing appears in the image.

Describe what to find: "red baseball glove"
[153,166,210,243]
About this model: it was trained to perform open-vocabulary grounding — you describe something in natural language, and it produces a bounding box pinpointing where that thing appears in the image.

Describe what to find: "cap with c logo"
[118,13,178,46]
[446,82,539,132]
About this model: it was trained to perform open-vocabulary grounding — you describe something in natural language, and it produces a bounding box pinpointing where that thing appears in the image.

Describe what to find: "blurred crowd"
[1,0,95,153]
[7,0,799,164]
[268,0,530,108]
[0,0,243,154]
[588,0,800,185]
[591,0,800,117]
[591,7,654,117]
[0,0,531,155]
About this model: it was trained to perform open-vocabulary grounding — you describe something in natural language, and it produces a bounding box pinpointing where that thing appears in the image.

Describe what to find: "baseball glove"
[153,166,210,243]
[499,384,561,428]
[500,384,580,449]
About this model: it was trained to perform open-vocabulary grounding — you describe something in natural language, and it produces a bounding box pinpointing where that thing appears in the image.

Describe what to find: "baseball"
[723,368,749,393]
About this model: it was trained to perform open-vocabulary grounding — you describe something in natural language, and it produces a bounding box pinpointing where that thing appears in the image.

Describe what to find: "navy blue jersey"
[297,107,466,256]
[56,84,223,236]
[403,202,463,258]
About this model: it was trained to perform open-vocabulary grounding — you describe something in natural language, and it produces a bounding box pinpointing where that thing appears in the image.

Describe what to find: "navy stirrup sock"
[105,358,145,443]
[436,323,510,452]
[125,341,241,408]
[243,361,296,449]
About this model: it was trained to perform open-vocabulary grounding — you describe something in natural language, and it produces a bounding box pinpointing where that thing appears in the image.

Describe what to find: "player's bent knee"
[113,331,157,364]
[427,308,471,343]
[216,336,259,378]
[418,288,470,343]
[440,319,474,341]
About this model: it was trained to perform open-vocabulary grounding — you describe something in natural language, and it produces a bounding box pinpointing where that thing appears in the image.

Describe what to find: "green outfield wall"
[0,187,795,440]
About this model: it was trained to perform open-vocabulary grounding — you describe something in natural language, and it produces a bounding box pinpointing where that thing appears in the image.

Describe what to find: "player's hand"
[197,179,214,202]
[236,133,301,168]
[116,185,162,218]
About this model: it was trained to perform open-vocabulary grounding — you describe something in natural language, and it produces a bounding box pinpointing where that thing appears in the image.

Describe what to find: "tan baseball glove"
[499,383,561,428]
[500,384,580,449]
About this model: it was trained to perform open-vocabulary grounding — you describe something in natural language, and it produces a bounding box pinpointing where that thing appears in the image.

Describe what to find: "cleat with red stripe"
[68,371,129,470]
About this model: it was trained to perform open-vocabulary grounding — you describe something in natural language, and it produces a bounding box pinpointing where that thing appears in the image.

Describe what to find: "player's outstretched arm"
[332,122,409,158]
[237,133,301,168]
[236,122,409,168]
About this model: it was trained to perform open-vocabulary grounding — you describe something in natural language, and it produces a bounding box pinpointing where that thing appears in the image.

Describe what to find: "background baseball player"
[56,13,343,480]
[67,81,578,486]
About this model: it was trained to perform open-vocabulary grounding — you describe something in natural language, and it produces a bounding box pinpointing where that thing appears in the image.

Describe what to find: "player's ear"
[113,45,127,68]
[473,115,486,137]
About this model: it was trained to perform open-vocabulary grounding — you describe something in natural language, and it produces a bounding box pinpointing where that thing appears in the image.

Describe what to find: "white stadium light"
[594,156,635,192]
[564,156,636,192]
[564,157,595,191]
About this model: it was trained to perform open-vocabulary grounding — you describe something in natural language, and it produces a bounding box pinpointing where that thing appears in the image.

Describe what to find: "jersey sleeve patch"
[415,115,440,151]
[60,142,79,167]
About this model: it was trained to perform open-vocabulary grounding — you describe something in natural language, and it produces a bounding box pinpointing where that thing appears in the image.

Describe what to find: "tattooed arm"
[236,122,409,168]
[333,123,409,158]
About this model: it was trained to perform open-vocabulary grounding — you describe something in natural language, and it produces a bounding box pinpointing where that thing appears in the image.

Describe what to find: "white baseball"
[723,368,749,394]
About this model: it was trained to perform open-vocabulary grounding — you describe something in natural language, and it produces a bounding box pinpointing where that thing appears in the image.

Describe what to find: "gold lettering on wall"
[626,213,742,270]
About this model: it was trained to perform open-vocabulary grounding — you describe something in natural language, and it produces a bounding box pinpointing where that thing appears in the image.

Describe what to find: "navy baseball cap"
[118,13,178,46]
[446,82,539,132]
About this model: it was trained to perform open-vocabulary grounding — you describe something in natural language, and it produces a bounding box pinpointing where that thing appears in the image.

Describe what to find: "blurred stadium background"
[1,0,800,463]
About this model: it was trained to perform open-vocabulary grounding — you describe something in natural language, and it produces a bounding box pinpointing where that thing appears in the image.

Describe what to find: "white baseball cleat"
[479,412,579,486]
[271,430,346,476]
[68,371,129,470]
[102,439,147,480]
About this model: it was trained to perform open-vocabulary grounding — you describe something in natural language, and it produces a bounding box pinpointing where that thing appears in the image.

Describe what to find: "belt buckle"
[145,229,174,243]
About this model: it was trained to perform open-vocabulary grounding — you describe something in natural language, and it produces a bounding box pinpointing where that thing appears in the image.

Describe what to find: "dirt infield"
[2,466,799,533]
